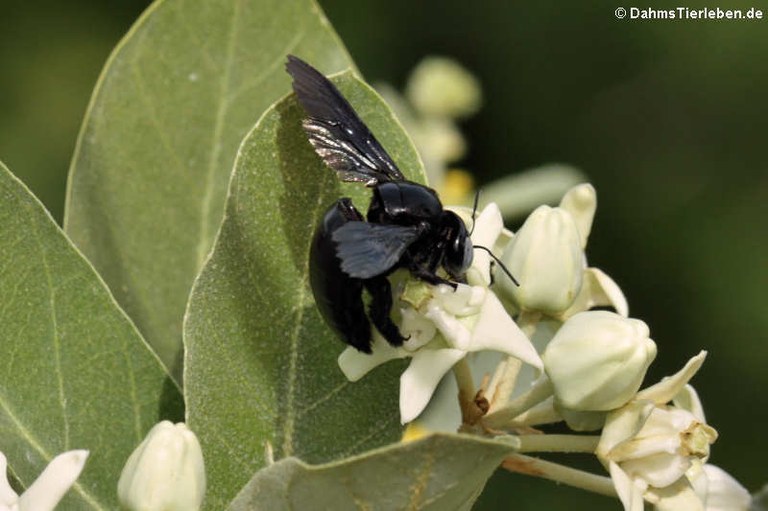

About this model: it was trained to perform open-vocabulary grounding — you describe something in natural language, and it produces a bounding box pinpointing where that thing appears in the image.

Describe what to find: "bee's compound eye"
[443,233,472,279]
[440,210,473,279]
[462,235,474,269]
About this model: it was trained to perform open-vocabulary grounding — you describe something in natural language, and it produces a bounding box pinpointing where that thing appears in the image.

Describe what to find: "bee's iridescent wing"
[286,55,405,185]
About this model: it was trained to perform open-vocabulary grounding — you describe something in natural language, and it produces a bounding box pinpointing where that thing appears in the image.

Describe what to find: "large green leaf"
[0,161,182,510]
[64,0,354,379]
[228,434,514,511]
[184,72,426,509]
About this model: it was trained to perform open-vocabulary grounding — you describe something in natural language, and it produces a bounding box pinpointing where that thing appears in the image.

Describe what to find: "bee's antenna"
[468,189,481,236]
[473,245,520,287]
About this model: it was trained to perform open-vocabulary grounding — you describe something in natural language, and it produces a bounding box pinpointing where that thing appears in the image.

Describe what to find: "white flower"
[665,384,746,511]
[463,202,505,287]
[0,450,89,511]
[339,282,542,424]
[596,351,717,511]
[495,184,628,318]
[118,421,206,511]
[543,311,657,412]
[339,203,542,424]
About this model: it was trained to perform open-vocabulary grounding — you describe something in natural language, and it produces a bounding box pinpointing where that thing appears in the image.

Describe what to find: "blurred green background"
[0,0,765,508]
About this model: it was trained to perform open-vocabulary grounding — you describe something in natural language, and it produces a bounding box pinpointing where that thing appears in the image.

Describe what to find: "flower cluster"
[335,180,753,510]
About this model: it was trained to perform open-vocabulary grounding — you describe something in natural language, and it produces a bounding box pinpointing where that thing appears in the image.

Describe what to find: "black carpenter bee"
[287,55,508,354]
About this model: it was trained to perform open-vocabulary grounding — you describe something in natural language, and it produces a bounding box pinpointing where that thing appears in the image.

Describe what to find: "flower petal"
[575,267,629,316]
[431,284,485,317]
[700,464,751,511]
[399,349,465,423]
[469,291,542,369]
[608,461,646,511]
[558,183,596,249]
[646,477,705,511]
[560,268,628,319]
[588,268,628,317]
[425,302,472,350]
[636,351,707,404]
[18,450,88,511]
[673,384,706,423]
[466,203,503,286]
[597,401,655,458]
[621,452,691,489]
[0,453,19,508]
[337,333,407,382]
[399,308,437,351]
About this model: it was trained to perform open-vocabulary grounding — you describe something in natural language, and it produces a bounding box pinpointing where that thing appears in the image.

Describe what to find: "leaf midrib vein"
[197,0,242,269]
[281,151,336,457]
[30,215,70,451]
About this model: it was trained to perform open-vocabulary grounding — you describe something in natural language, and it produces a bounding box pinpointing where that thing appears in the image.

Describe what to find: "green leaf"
[184,71,426,509]
[227,434,514,511]
[64,0,355,380]
[0,161,182,510]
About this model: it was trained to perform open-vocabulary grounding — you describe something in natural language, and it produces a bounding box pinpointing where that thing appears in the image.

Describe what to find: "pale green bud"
[558,183,596,249]
[405,57,482,119]
[543,311,657,411]
[497,205,584,313]
[118,421,206,511]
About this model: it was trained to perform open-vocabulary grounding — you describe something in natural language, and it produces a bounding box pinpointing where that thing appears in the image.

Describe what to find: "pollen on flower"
[401,422,431,443]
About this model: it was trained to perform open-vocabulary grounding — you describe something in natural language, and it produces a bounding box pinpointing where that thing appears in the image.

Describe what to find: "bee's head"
[440,205,521,288]
[440,211,474,280]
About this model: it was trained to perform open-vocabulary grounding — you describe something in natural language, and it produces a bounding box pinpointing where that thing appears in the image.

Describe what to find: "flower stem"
[483,376,553,429]
[508,398,561,427]
[501,454,617,498]
[453,357,475,402]
[487,357,521,412]
[453,358,485,426]
[486,311,541,411]
[516,434,600,453]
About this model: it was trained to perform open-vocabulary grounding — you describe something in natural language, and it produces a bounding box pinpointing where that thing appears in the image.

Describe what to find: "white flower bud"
[558,183,597,249]
[543,311,657,411]
[405,57,482,119]
[497,205,585,313]
[118,421,206,511]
